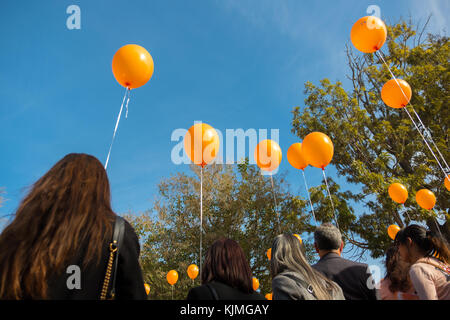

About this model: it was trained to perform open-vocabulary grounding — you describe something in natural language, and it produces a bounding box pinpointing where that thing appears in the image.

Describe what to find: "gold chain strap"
[100,240,118,300]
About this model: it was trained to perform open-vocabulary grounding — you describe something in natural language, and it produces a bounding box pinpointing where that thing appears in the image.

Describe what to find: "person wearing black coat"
[187,238,265,301]
[312,223,378,300]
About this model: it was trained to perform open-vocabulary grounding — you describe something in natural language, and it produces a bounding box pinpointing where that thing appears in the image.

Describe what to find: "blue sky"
[0,0,448,276]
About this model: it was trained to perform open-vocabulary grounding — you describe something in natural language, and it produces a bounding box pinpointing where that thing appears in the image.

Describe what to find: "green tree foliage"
[125,162,313,299]
[291,20,449,259]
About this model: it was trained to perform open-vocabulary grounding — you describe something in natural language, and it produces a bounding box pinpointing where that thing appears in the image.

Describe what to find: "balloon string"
[431,209,444,240]
[322,169,339,230]
[125,88,131,119]
[105,87,130,170]
[200,166,203,278]
[376,51,449,178]
[301,170,317,225]
[270,174,281,234]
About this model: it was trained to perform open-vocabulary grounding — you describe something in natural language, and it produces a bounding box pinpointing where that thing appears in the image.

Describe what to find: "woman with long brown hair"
[0,153,147,299]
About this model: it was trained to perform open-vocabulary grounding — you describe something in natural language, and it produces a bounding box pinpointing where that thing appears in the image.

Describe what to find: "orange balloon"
[388,183,408,204]
[350,16,387,53]
[266,248,272,261]
[167,270,178,286]
[444,175,450,192]
[381,79,412,109]
[265,293,273,300]
[293,234,302,244]
[416,189,436,210]
[144,283,150,295]
[387,224,401,240]
[301,132,334,169]
[184,123,220,167]
[252,277,260,291]
[187,264,199,280]
[287,143,308,170]
[112,44,154,89]
[254,140,282,172]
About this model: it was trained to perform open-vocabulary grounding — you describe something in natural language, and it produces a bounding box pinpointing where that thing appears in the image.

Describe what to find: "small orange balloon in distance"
[184,123,220,167]
[293,234,302,244]
[252,277,260,291]
[388,183,408,204]
[265,293,273,300]
[381,79,412,109]
[144,283,150,295]
[112,44,154,89]
[254,139,282,172]
[266,248,272,261]
[301,132,334,169]
[287,143,308,170]
[444,175,450,192]
[416,189,436,210]
[167,270,179,286]
[350,16,387,53]
[387,224,401,240]
[187,264,199,280]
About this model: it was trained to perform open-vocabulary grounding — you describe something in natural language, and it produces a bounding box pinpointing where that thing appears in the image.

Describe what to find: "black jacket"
[46,218,147,300]
[312,252,377,300]
[187,281,266,300]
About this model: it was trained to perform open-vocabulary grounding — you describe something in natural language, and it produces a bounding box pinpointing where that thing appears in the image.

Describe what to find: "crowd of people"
[0,153,448,300]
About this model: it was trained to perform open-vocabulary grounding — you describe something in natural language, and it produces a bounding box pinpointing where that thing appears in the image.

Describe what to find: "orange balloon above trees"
[387,224,400,240]
[381,79,412,109]
[416,189,436,210]
[187,264,199,280]
[184,123,220,167]
[388,183,408,204]
[350,16,387,53]
[287,143,308,170]
[167,270,179,286]
[254,139,282,172]
[301,132,334,169]
[112,44,154,89]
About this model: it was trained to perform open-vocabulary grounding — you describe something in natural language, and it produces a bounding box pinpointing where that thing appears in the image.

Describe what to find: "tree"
[291,20,449,259]
[125,161,313,299]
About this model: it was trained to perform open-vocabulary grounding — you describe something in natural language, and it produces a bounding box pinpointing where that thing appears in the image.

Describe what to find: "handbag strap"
[206,283,220,300]
[100,216,125,300]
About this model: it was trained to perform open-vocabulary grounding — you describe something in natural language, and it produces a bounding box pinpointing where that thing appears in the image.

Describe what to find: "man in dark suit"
[312,223,378,300]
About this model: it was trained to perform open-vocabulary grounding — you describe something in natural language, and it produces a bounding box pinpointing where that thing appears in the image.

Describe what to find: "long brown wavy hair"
[0,153,116,299]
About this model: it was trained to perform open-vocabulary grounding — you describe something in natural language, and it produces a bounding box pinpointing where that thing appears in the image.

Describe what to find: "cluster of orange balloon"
[183,123,220,277]
[164,264,199,299]
[351,16,450,185]
[105,44,155,169]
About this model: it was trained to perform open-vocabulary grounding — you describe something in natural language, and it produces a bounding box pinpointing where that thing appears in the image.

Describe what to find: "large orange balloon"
[445,175,450,192]
[387,224,400,240]
[301,132,334,169]
[266,248,272,261]
[112,44,154,89]
[187,264,199,280]
[381,79,412,109]
[287,143,308,170]
[144,283,150,295]
[254,139,282,172]
[350,16,387,53]
[252,277,260,291]
[388,183,408,204]
[416,189,436,210]
[167,270,178,286]
[184,123,220,167]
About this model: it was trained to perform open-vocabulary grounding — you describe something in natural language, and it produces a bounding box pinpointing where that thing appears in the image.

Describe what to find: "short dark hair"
[314,223,342,251]
[202,238,253,294]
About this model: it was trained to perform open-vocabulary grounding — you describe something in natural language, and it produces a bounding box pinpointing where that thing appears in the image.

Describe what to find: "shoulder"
[187,285,213,300]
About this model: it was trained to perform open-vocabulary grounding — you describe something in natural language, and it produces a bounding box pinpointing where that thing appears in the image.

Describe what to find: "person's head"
[384,245,412,293]
[395,224,449,264]
[202,238,253,294]
[270,233,340,300]
[314,223,344,257]
[0,153,116,299]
